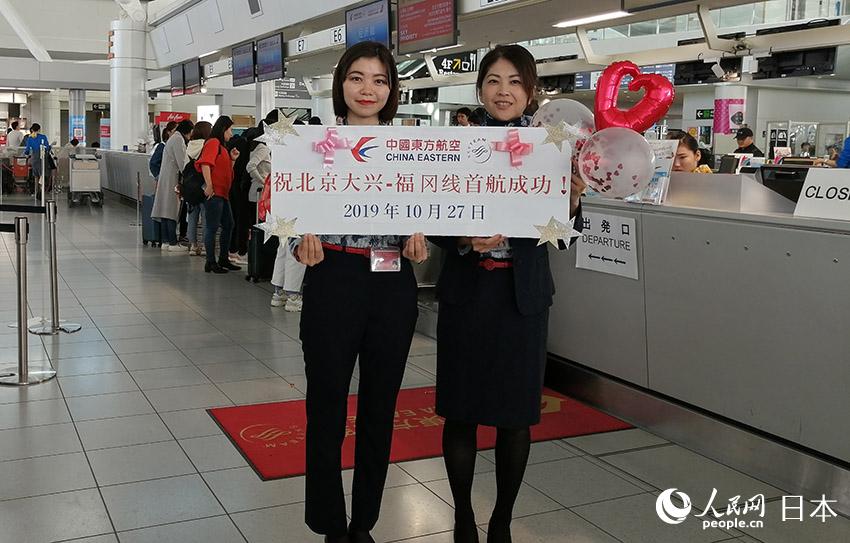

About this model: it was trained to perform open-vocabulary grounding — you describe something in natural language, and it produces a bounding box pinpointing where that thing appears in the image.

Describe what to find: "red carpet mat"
[208,386,632,480]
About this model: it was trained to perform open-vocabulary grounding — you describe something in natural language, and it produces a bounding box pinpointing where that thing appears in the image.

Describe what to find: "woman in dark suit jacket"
[431,44,584,543]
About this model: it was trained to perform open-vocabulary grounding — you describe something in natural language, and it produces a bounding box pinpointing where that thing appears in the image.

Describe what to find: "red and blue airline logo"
[351,137,378,162]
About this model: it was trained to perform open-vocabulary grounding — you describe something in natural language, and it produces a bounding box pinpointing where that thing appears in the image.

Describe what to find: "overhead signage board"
[170,64,184,97]
[793,168,850,222]
[576,212,639,280]
[397,0,458,55]
[434,50,477,75]
[183,59,201,94]
[574,64,676,91]
[345,0,391,49]
[92,103,110,111]
[232,42,255,87]
[275,78,311,100]
[696,108,714,120]
[256,33,285,82]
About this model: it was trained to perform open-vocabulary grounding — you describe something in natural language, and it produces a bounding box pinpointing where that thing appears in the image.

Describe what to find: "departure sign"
[434,51,477,75]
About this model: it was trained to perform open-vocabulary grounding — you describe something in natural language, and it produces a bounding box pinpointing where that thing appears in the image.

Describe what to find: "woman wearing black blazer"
[431,45,585,543]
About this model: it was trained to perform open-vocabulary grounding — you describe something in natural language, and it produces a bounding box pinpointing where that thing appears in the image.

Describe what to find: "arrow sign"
[601,256,613,263]
[615,258,626,265]
[589,254,601,260]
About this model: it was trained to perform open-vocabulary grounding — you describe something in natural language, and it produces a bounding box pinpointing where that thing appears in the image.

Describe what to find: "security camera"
[148,90,158,100]
[711,63,726,79]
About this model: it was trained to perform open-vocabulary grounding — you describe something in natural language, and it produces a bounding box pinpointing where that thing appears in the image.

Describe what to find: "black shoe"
[454,520,480,543]
[324,536,350,543]
[204,262,228,274]
[486,519,511,543]
[218,260,241,271]
[348,531,375,543]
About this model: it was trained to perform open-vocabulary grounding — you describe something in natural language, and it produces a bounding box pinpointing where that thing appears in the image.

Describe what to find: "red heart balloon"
[594,61,675,133]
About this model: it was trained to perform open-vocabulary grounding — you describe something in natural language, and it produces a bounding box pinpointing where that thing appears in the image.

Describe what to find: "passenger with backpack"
[152,120,193,252]
[181,121,211,256]
[196,116,241,274]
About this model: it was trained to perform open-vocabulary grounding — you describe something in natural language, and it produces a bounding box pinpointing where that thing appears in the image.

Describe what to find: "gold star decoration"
[541,121,588,153]
[255,215,300,243]
[534,216,582,247]
[254,110,300,145]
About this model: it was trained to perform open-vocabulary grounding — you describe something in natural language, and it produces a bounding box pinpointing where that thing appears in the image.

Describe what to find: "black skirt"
[435,267,549,429]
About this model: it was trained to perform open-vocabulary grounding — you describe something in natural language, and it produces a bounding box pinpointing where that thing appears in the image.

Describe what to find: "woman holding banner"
[431,44,585,543]
[294,41,428,543]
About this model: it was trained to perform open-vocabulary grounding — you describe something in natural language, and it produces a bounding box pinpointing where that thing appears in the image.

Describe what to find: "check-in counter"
[548,172,850,464]
[100,150,155,200]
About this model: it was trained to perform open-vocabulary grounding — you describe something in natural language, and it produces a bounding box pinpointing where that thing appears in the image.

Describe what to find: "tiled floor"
[0,194,848,543]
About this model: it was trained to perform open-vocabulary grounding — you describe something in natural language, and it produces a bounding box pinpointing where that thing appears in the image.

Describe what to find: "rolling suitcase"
[245,226,279,283]
[141,194,161,247]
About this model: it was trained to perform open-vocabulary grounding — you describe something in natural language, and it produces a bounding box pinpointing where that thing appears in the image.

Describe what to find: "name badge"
[370,247,401,272]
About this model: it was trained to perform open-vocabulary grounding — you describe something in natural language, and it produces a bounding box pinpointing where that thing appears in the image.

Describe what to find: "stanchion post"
[0,217,56,386]
[29,201,81,335]
[40,145,46,207]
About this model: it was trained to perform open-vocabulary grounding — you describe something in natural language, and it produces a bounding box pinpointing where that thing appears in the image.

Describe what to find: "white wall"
[753,87,850,150]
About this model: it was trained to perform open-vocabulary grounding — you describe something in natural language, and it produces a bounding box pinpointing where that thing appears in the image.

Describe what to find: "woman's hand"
[230,148,240,162]
[569,159,586,216]
[295,234,324,266]
[403,233,428,263]
[461,235,505,254]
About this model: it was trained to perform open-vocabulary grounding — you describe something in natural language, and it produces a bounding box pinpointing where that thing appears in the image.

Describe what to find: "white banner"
[270,125,573,237]
[575,212,638,280]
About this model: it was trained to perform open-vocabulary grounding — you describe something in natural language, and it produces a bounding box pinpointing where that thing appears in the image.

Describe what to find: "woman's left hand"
[230,148,240,161]
[403,233,428,263]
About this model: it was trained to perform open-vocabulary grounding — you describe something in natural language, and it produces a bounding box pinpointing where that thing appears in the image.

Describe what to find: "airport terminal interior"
[0,0,849,542]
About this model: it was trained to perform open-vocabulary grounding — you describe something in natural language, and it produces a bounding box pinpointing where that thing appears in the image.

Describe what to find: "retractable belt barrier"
[0,200,81,386]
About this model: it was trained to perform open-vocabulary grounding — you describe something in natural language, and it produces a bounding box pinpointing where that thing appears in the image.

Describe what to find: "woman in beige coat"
[152,120,193,251]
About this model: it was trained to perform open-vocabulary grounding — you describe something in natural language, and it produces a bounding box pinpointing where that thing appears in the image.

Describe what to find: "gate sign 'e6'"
[269,126,574,238]
[576,212,638,280]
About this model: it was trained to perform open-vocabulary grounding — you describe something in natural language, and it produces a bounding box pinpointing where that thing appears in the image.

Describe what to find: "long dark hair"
[332,41,399,123]
[209,116,234,148]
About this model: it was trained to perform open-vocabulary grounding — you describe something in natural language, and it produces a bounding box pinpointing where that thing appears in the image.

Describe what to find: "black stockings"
[442,420,531,543]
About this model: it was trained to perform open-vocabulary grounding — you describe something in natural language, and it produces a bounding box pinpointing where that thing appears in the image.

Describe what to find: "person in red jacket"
[196,115,241,274]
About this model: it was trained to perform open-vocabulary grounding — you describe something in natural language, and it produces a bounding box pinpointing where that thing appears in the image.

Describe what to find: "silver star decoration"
[534,216,581,248]
[254,110,300,145]
[255,215,300,243]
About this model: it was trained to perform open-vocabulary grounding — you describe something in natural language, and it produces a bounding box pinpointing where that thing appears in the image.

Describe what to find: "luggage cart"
[12,156,30,193]
[68,154,103,207]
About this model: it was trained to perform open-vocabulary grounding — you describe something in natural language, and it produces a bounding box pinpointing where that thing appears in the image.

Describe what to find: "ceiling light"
[429,43,464,53]
[200,49,220,58]
[553,11,630,28]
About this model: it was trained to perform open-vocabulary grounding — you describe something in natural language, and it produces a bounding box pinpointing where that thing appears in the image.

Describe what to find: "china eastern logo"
[351,137,378,162]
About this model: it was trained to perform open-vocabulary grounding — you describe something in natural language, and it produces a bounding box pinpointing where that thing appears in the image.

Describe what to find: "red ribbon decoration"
[594,61,675,133]
[258,174,271,222]
[491,128,533,167]
[312,127,351,167]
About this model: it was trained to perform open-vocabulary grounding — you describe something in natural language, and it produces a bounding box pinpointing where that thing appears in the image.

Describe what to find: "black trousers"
[300,250,418,536]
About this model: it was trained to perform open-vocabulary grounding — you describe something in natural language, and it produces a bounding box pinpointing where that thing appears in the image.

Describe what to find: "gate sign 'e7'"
[269,126,574,238]
[575,212,638,280]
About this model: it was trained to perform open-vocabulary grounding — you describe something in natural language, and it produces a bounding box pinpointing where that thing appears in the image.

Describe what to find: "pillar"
[109,18,148,150]
[256,80,275,124]
[713,85,748,156]
[43,93,61,146]
[310,76,334,125]
[69,89,86,145]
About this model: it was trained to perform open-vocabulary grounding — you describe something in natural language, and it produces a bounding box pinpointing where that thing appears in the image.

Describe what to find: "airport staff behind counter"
[733,127,764,157]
